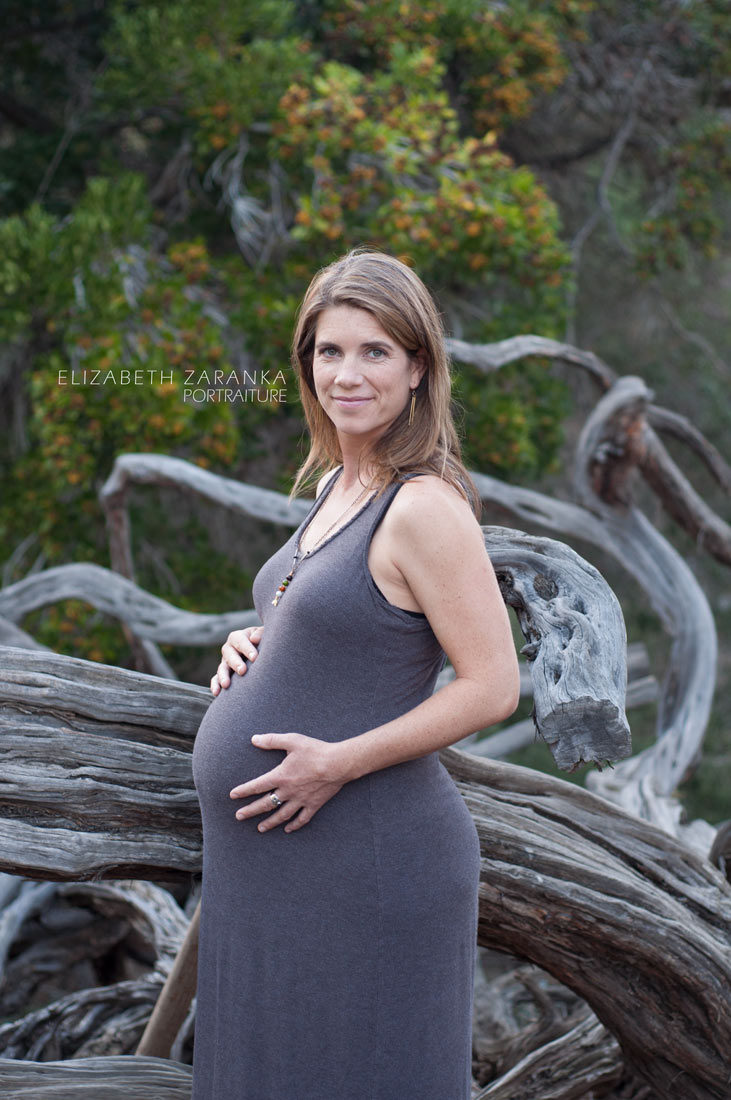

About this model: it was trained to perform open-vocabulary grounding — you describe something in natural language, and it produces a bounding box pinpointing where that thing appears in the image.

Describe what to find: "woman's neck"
[337,441,377,492]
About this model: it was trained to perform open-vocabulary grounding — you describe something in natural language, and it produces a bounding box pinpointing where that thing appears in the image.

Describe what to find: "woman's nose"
[334,354,363,385]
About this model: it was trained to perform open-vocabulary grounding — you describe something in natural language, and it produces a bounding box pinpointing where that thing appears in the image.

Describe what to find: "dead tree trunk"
[0,640,728,1095]
[1,335,729,1096]
[0,1055,192,1099]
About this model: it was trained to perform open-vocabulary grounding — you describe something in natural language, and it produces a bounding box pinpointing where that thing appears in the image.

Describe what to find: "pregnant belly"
[192,672,286,814]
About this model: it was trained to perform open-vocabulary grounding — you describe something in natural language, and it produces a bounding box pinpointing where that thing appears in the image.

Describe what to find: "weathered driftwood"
[482,527,630,770]
[0,526,629,882]
[458,643,655,760]
[466,673,656,761]
[445,747,731,1100]
[470,459,717,847]
[100,453,308,578]
[571,378,719,824]
[98,453,308,674]
[0,1056,192,1099]
[0,617,49,651]
[448,335,731,565]
[475,1011,622,1100]
[0,563,259,644]
[0,646,207,880]
[0,646,728,1094]
[445,334,617,389]
[472,954,588,1083]
[646,404,731,494]
[0,881,187,1060]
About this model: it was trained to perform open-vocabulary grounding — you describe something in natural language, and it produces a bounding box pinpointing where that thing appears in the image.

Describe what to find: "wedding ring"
[269,792,283,809]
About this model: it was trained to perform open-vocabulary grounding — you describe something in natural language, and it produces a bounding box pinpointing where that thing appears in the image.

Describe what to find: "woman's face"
[312,305,425,447]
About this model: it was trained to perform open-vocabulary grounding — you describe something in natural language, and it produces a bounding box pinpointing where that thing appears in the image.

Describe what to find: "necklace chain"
[272,483,373,606]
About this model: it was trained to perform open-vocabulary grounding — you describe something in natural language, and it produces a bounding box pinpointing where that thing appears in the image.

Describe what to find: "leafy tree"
[0,0,727,673]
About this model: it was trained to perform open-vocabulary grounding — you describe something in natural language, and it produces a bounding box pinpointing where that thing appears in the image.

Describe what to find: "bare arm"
[332,476,519,779]
[232,477,520,831]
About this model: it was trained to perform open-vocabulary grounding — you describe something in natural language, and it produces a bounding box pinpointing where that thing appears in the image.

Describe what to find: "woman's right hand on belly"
[210,626,264,695]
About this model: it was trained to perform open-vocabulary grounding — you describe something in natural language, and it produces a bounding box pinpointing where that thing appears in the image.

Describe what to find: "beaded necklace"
[271,483,373,606]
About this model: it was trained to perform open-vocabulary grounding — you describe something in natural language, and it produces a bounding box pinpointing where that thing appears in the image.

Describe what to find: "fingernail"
[258,824,266,832]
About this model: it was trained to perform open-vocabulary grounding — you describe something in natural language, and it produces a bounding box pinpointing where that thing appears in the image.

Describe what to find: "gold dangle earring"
[408,389,416,427]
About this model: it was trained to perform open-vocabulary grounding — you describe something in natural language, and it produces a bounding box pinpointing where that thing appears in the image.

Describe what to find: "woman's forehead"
[315,304,397,343]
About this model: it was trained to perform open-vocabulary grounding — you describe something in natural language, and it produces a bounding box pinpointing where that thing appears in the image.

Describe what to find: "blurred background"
[1,0,729,822]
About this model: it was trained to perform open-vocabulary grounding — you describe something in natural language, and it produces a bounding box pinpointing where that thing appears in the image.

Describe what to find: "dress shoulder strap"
[366,472,422,536]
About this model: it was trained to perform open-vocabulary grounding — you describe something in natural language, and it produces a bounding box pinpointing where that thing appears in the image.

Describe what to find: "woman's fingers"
[236,794,301,831]
[235,793,318,833]
[221,642,254,675]
[230,733,340,832]
[224,626,263,668]
[221,642,247,675]
[210,626,264,694]
[230,765,281,801]
[283,806,315,833]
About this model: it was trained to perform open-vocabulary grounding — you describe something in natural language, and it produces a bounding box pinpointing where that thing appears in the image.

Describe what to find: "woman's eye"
[320,347,338,358]
[367,348,386,359]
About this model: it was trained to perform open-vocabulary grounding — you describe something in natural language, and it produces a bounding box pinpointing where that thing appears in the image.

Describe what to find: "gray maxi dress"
[191,470,481,1100]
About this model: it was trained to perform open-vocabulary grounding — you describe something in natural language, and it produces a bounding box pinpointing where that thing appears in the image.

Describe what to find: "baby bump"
[192,673,286,813]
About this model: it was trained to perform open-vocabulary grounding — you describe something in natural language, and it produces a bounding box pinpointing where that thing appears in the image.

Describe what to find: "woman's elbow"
[483,659,521,725]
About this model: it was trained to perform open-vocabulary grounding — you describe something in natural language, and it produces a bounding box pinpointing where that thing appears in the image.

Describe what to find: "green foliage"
[0,175,241,596]
[101,0,310,158]
[637,117,731,275]
[307,0,592,128]
[454,361,570,479]
[1,0,726,677]
[270,53,569,333]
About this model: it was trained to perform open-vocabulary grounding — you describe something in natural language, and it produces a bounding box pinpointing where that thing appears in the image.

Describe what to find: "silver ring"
[269,792,282,809]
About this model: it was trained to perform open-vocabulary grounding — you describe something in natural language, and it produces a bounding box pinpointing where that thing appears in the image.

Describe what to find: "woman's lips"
[332,396,372,407]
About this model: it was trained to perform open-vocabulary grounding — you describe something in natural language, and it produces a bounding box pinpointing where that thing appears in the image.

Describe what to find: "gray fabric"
[191,470,480,1099]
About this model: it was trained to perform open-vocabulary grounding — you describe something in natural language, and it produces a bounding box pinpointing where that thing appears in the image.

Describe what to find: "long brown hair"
[290,248,479,515]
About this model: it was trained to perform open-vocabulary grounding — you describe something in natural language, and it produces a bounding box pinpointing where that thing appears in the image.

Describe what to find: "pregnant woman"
[191,249,520,1099]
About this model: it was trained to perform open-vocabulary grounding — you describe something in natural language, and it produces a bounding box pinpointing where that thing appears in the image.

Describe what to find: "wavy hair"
[290,248,479,515]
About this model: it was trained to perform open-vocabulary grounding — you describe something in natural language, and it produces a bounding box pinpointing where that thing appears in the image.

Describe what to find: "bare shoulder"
[389,474,480,537]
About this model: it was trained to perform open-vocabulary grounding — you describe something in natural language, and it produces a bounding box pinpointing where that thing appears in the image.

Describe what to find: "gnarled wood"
[445,747,731,1100]
[0,647,205,880]
[99,452,307,580]
[0,526,630,881]
[572,377,718,814]
[475,1011,622,1100]
[0,563,259,644]
[482,527,629,771]
[469,463,717,845]
[445,334,617,389]
[0,1056,192,1099]
[0,882,187,1061]
[472,955,590,1084]
[647,404,731,494]
[0,647,727,1095]
[97,452,308,674]
[0,617,49,651]
[448,338,730,565]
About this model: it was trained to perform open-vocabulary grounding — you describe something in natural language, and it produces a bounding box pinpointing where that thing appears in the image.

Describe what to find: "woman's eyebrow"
[315,339,394,351]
